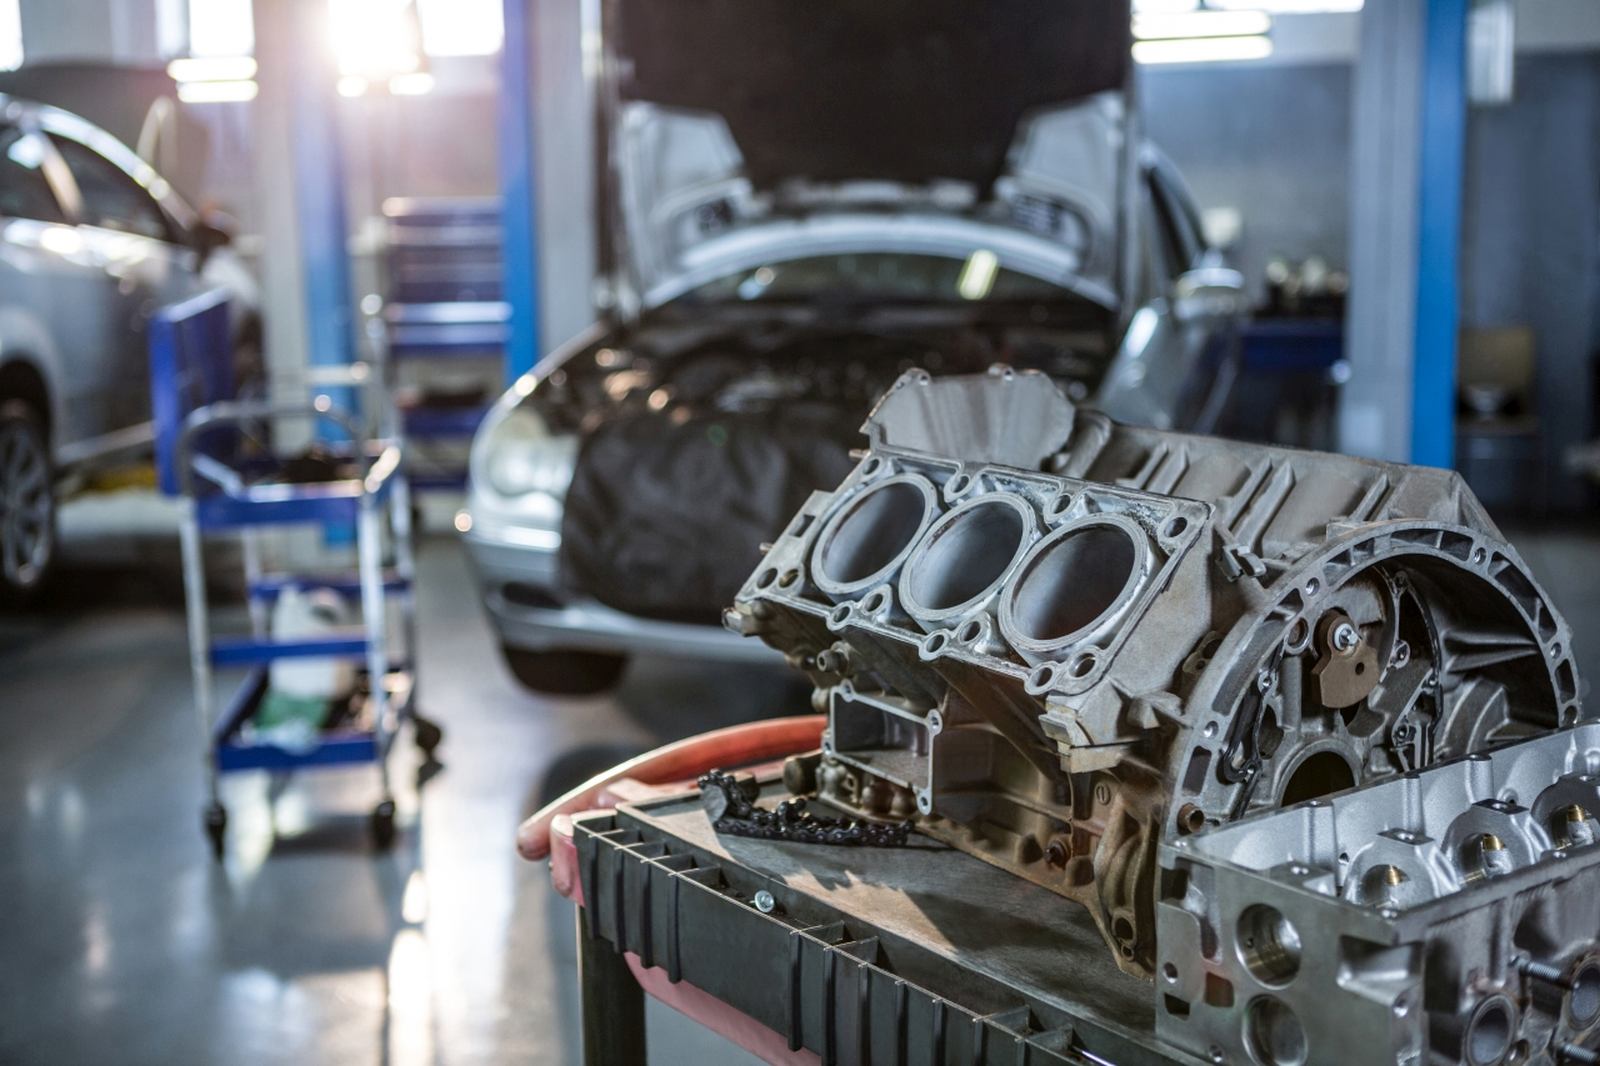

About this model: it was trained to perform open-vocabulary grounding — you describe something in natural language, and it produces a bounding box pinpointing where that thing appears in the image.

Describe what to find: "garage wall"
[1461,52,1600,511]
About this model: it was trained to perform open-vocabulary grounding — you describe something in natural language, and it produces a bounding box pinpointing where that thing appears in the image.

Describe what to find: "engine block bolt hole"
[1236,905,1302,987]
[1164,515,1189,539]
[1569,964,1600,1027]
[1178,803,1206,835]
[946,473,971,496]
[1007,523,1140,644]
[957,619,983,643]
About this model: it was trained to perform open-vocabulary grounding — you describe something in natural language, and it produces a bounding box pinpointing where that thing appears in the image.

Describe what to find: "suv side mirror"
[191,211,235,268]
[1172,266,1246,324]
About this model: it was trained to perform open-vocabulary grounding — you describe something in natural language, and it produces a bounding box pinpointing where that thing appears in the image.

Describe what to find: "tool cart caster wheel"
[370,800,397,850]
[413,715,443,758]
[204,804,228,860]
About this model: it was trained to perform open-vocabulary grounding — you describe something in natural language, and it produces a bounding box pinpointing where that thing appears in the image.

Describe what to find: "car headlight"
[477,406,579,500]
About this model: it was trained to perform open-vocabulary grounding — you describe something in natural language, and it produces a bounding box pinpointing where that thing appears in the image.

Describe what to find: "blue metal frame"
[1411,0,1469,469]
[499,0,543,383]
[148,290,234,497]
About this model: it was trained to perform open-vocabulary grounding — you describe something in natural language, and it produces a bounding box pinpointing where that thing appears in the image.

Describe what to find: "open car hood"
[597,0,1134,315]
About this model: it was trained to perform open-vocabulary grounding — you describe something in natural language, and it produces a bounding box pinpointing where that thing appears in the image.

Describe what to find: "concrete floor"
[0,518,1594,1065]
[0,526,798,1065]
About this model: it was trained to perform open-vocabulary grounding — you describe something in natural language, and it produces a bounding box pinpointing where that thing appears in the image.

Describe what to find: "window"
[0,127,66,224]
[416,0,502,56]
[0,0,20,71]
[1148,165,1204,271]
[189,0,254,58]
[1133,1,1361,11]
[46,136,173,242]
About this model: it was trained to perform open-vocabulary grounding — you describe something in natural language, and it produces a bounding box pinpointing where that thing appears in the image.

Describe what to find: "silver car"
[0,95,259,602]
[464,0,1245,694]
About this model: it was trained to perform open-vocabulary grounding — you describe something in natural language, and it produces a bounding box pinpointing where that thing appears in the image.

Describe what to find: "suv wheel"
[0,400,55,605]
[501,646,628,696]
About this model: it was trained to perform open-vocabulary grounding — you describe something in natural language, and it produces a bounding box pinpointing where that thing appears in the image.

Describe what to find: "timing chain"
[697,769,914,847]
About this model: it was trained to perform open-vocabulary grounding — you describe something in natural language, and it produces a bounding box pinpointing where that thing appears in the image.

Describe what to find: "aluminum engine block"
[727,369,1583,977]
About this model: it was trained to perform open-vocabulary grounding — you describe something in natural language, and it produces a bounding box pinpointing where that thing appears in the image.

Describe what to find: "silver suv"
[0,95,259,602]
[463,0,1245,695]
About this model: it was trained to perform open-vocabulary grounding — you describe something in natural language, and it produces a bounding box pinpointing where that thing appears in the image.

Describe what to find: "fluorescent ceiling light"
[176,79,259,103]
[337,75,370,98]
[1133,10,1272,40]
[167,56,258,83]
[1133,35,1275,64]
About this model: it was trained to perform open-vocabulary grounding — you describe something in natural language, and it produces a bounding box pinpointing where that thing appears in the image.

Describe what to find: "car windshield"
[674,251,1081,306]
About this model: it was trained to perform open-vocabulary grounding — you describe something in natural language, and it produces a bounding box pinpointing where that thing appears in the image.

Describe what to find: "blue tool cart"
[150,289,443,857]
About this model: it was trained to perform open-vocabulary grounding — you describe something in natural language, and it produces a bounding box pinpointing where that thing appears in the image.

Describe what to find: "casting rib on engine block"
[726,368,1583,976]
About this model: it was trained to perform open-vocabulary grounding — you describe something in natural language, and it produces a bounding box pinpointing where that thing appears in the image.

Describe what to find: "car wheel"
[0,400,55,605]
[501,646,629,696]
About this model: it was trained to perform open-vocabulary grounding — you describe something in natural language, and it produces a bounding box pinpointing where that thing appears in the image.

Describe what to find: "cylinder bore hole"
[906,501,1028,612]
[815,480,930,588]
[1237,906,1302,988]
[1280,751,1356,807]
[1466,999,1513,1066]
[1007,524,1140,644]
[1244,996,1308,1066]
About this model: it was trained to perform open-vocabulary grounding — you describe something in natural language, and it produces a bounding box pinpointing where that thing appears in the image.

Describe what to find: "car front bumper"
[461,521,780,663]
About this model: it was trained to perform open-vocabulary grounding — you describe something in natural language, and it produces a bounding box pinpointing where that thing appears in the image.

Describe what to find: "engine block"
[727,368,1583,976]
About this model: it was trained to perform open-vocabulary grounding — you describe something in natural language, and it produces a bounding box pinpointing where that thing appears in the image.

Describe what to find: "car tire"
[0,400,56,606]
[501,646,629,696]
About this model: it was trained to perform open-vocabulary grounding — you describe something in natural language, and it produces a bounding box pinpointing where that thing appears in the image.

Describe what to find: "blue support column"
[499,0,542,384]
[1411,0,1469,469]
[1341,0,1469,469]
